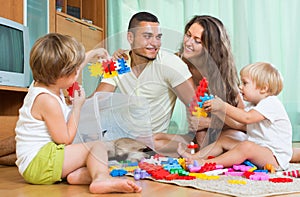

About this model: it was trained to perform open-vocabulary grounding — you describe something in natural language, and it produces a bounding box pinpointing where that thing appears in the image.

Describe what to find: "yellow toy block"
[103,71,118,78]
[88,62,104,77]
[188,173,219,180]
[228,179,247,184]
[192,106,208,117]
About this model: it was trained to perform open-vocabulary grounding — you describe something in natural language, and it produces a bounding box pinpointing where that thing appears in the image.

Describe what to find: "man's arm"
[173,77,195,106]
[95,82,116,92]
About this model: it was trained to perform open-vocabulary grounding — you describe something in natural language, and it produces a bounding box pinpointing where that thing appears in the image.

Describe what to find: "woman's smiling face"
[182,23,204,59]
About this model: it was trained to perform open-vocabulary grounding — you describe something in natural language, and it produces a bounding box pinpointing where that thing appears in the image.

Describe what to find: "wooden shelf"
[55,0,106,31]
[56,11,103,31]
[0,85,28,92]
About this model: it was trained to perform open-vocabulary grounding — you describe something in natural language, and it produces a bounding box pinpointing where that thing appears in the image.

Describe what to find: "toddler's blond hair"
[240,62,283,96]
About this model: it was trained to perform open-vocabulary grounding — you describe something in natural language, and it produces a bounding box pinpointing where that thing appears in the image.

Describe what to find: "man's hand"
[188,115,210,132]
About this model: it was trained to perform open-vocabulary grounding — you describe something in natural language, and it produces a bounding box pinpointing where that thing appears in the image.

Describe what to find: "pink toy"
[282,170,300,178]
[233,164,252,172]
[189,166,202,173]
[224,171,244,176]
[248,172,269,181]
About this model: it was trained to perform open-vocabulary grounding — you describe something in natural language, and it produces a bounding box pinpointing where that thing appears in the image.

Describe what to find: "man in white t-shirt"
[95,12,194,156]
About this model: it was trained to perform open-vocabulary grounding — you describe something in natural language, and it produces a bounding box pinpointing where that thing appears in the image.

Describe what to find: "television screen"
[0,24,24,73]
[0,17,30,87]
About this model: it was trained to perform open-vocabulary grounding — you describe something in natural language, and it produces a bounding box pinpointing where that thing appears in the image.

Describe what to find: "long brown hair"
[180,15,239,107]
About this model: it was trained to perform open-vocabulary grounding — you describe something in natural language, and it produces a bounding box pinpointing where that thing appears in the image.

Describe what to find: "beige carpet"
[143,163,300,197]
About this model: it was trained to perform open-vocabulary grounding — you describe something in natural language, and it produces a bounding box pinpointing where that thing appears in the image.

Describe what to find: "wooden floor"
[1,165,300,197]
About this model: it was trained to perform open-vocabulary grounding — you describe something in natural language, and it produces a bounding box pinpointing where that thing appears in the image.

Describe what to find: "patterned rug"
[137,163,300,197]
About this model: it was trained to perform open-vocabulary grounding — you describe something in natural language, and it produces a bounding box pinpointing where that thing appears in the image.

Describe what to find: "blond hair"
[30,33,85,86]
[240,62,283,95]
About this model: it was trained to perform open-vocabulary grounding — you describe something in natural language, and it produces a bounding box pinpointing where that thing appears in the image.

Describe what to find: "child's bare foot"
[89,178,142,194]
[178,143,208,161]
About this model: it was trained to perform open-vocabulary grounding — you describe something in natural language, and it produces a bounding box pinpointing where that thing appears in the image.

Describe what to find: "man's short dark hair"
[128,12,159,32]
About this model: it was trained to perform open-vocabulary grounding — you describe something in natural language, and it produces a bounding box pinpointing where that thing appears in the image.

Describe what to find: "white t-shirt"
[101,50,192,133]
[15,83,71,175]
[246,96,293,170]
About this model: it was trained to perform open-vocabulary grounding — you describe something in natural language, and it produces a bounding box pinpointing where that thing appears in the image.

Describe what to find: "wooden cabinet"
[0,0,23,24]
[0,1,26,140]
[55,0,106,31]
[81,24,104,50]
[0,0,106,140]
[0,86,28,140]
[56,13,82,42]
[51,0,106,51]
[50,0,106,83]
[56,12,104,51]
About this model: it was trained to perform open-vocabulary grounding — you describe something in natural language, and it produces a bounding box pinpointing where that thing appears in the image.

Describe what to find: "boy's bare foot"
[89,178,142,194]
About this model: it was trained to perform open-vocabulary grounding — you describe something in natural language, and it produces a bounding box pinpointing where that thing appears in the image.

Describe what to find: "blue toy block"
[110,169,127,177]
[243,160,256,167]
[117,58,131,74]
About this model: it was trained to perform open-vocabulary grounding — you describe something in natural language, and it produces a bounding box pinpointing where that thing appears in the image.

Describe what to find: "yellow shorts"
[23,142,65,185]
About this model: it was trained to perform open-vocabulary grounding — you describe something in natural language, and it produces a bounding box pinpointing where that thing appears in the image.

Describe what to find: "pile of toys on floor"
[109,154,300,185]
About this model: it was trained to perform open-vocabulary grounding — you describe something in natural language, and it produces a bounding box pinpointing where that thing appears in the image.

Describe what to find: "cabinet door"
[0,0,23,24]
[56,14,82,42]
[81,25,103,51]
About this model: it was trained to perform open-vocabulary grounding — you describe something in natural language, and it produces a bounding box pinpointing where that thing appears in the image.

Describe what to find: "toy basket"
[75,92,154,148]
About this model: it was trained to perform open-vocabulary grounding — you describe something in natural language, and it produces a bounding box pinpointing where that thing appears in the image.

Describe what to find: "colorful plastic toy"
[278,169,300,178]
[204,168,228,176]
[224,171,244,176]
[233,164,252,172]
[269,177,293,183]
[228,179,247,185]
[88,62,104,77]
[67,81,80,98]
[189,173,220,180]
[264,163,275,173]
[88,58,131,78]
[110,169,127,177]
[133,169,150,180]
[187,142,198,154]
[189,77,214,117]
[243,160,257,172]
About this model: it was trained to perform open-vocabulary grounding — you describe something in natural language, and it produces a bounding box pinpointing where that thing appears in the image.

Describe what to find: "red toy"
[187,142,198,154]
[269,177,293,183]
[67,82,80,98]
[189,77,214,117]
[281,170,300,178]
